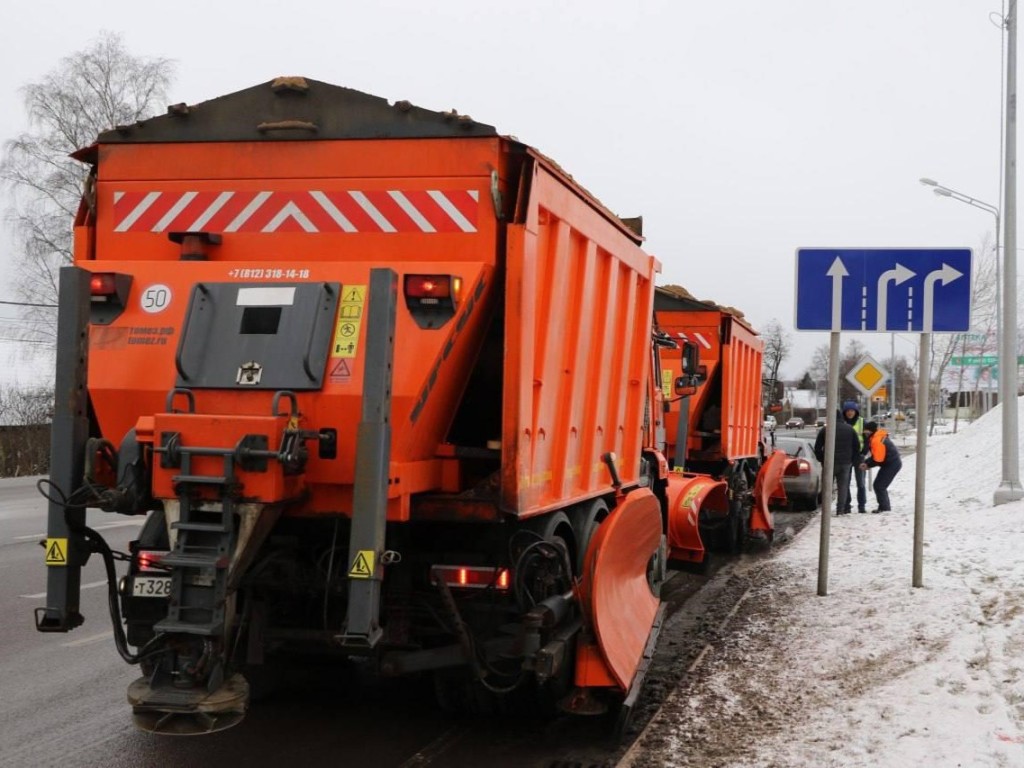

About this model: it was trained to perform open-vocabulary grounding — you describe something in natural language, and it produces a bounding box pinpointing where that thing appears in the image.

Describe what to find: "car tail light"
[796,459,811,474]
[432,565,510,590]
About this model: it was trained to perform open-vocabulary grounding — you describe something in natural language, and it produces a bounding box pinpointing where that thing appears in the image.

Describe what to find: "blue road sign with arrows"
[795,248,972,333]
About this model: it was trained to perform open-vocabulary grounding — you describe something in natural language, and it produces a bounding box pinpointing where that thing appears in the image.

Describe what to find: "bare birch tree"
[1,32,174,344]
[760,318,791,411]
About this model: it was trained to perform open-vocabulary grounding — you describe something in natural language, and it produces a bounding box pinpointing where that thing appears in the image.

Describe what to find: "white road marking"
[13,518,144,541]
[61,631,113,648]
[19,579,108,600]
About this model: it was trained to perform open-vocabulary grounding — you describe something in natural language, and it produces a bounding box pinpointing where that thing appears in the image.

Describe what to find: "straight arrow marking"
[827,257,848,331]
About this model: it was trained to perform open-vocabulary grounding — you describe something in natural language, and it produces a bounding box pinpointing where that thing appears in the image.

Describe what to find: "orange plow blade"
[751,449,789,536]
[579,488,662,690]
[665,473,728,564]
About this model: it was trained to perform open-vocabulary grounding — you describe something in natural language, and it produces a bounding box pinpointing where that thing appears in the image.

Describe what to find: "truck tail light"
[88,271,133,325]
[404,275,461,303]
[136,550,169,573]
[403,274,462,329]
[796,459,811,475]
[432,565,510,590]
[90,273,118,297]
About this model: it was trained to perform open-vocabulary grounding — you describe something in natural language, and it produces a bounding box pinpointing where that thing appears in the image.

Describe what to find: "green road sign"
[950,355,1024,366]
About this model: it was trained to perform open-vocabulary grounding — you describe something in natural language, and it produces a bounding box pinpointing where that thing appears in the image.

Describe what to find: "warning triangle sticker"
[330,359,351,380]
[45,539,67,565]
[348,550,374,579]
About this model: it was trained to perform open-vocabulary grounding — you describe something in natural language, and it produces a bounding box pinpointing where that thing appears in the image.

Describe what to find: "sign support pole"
[912,333,930,588]
[817,331,840,596]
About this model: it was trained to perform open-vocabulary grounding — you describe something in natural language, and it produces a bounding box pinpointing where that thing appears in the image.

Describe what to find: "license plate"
[132,575,171,598]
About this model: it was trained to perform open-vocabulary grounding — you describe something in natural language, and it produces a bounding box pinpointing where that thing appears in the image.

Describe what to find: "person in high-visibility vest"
[842,400,867,514]
[859,421,903,512]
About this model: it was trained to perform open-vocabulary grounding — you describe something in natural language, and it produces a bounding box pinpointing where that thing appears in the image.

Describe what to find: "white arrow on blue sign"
[795,248,972,333]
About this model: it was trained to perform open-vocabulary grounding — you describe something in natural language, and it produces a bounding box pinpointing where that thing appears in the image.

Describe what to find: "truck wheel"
[569,499,609,575]
[723,471,749,555]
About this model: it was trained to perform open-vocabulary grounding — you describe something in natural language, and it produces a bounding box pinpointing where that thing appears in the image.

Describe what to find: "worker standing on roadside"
[842,400,868,514]
[814,410,861,516]
[859,420,902,513]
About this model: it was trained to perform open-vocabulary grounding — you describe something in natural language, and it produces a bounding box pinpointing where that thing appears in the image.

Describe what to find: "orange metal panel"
[150,413,298,502]
[501,164,657,516]
[95,143,499,266]
[658,309,763,463]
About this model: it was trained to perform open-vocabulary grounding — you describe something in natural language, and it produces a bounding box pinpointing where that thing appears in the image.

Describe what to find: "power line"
[0,299,57,308]
[0,335,53,345]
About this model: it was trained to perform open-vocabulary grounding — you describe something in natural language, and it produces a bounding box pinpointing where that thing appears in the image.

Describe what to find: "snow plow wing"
[751,449,789,537]
[664,473,728,564]
[578,488,663,690]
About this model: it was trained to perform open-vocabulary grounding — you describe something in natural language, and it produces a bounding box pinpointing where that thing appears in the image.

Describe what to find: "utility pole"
[996,0,1023,505]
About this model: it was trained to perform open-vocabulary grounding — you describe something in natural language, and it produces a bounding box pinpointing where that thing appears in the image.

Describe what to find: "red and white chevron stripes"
[112,189,481,234]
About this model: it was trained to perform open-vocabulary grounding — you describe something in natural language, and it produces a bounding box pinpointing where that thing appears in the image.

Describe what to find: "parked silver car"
[772,435,822,511]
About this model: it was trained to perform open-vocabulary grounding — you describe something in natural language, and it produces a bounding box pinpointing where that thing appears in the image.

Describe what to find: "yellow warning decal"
[662,369,673,398]
[44,538,68,566]
[331,284,366,359]
[349,550,375,579]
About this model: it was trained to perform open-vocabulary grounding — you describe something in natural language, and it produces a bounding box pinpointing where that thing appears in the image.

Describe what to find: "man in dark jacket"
[842,400,868,513]
[814,411,862,516]
[859,420,902,512]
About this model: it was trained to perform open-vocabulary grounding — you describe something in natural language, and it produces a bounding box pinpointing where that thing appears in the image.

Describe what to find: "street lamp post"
[919,176,1020,501]
[918,178,1000,371]
[996,0,1022,503]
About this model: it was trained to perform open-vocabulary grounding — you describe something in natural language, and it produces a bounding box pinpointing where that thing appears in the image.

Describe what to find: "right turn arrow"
[922,263,964,332]
[876,263,915,331]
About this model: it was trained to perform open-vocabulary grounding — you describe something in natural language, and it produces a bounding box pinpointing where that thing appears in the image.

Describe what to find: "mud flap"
[577,488,662,691]
[664,473,728,564]
[750,450,789,538]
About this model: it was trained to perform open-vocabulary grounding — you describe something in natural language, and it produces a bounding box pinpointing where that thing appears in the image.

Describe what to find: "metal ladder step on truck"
[34,76,790,736]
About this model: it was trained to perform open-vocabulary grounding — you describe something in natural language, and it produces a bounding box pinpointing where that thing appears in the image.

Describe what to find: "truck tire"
[723,470,750,555]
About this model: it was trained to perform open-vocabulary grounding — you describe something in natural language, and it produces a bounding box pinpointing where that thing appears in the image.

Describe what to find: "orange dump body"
[654,289,764,468]
[76,81,657,523]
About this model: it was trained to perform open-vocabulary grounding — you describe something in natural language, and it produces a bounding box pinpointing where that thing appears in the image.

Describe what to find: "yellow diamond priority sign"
[846,355,889,397]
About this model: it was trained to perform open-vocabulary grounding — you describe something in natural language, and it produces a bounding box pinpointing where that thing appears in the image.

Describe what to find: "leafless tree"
[0,384,53,425]
[932,232,999,434]
[809,344,829,384]
[0,32,174,344]
[760,318,791,410]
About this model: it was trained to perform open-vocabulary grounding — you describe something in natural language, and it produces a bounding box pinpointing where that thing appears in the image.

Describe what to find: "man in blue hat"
[842,400,867,513]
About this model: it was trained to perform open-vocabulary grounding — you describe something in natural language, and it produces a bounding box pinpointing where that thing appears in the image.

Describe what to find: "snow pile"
[627,402,1024,767]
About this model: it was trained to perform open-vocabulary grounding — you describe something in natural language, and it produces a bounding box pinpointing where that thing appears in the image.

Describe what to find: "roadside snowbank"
[624,401,1024,767]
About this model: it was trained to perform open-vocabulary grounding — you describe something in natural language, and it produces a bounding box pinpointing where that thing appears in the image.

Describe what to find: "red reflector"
[433,565,511,590]
[90,273,118,296]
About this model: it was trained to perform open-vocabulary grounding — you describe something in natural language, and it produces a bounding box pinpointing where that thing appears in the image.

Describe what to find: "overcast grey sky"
[0,0,1010,384]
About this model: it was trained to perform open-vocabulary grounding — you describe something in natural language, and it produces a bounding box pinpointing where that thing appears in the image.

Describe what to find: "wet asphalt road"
[0,478,644,768]
[0,476,477,768]
[0,475,809,768]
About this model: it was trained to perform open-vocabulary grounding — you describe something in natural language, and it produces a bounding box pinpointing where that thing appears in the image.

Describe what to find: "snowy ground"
[623,402,1024,767]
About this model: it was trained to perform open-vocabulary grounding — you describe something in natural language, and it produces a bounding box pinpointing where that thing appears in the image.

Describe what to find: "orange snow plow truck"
[35,77,779,734]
